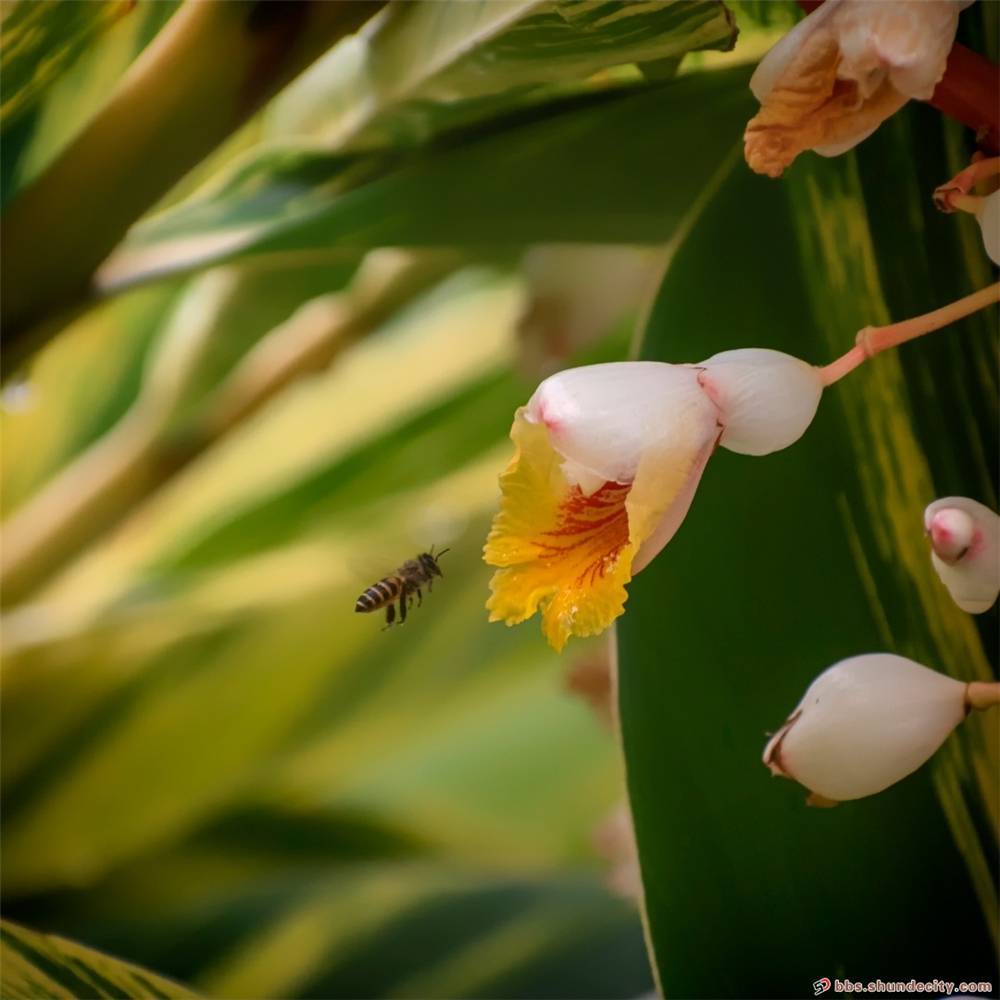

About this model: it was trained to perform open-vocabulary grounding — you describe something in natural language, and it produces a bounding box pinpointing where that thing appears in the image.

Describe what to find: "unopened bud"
[698,349,823,456]
[978,190,1000,266]
[763,653,967,803]
[924,497,1000,614]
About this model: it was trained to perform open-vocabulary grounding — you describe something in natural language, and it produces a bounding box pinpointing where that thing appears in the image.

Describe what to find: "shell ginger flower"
[745,0,971,178]
[484,351,823,650]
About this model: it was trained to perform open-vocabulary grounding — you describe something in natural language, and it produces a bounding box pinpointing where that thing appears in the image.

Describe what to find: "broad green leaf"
[270,0,736,149]
[618,111,997,996]
[99,65,755,292]
[729,0,800,30]
[0,919,196,999]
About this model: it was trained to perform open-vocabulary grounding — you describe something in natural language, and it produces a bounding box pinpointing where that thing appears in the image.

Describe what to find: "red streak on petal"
[536,481,631,587]
[930,523,953,547]
[535,400,563,434]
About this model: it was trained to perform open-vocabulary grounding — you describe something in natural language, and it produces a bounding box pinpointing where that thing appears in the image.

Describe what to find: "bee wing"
[347,548,402,591]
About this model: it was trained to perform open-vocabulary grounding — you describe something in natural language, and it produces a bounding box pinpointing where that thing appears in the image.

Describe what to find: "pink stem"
[966,681,1000,711]
[820,282,1000,386]
[934,156,1000,213]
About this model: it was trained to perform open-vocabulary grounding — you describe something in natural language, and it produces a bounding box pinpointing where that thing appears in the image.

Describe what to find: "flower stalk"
[966,682,1000,711]
[764,654,993,805]
[819,281,1000,386]
[933,156,1000,213]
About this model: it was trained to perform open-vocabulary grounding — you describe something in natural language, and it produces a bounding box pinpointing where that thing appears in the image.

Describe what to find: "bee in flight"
[354,547,449,627]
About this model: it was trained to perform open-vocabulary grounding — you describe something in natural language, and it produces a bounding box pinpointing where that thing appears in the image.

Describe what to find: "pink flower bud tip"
[924,497,1000,614]
[926,507,975,563]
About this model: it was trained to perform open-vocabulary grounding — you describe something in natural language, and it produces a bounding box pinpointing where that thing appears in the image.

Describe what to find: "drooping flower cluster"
[483,0,1000,821]
[745,0,971,177]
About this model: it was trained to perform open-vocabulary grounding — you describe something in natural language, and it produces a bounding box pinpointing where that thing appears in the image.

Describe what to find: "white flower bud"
[746,0,970,175]
[977,190,1000,266]
[698,349,823,456]
[924,497,1000,614]
[763,653,967,803]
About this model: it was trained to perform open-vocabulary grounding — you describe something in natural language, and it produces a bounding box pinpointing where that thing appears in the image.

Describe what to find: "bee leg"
[382,603,396,630]
[399,592,408,625]
[416,587,423,607]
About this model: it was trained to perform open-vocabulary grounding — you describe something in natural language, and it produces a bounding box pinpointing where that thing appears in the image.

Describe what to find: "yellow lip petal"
[485,408,714,651]
[484,411,633,651]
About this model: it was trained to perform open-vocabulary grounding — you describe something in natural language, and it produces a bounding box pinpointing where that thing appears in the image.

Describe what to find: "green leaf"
[0,919,196,999]
[99,65,756,292]
[618,112,998,995]
[0,281,179,515]
[155,367,521,573]
[270,0,736,150]
[0,1,135,129]
[1,2,178,206]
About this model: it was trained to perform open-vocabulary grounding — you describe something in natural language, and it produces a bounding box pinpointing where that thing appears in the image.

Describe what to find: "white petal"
[764,653,967,801]
[632,436,714,574]
[525,362,719,487]
[698,349,823,456]
[835,0,967,101]
[924,497,1000,614]
[750,0,843,102]
[977,190,1000,266]
[925,504,975,561]
[813,123,881,157]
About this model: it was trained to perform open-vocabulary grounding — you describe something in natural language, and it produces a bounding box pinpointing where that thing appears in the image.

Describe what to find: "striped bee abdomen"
[355,576,403,613]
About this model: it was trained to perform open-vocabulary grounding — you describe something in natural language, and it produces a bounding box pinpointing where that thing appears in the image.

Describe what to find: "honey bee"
[354,547,449,627]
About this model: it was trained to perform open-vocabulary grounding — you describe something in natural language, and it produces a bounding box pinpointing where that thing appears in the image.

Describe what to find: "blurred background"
[1,1,996,997]
[0,1,751,994]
